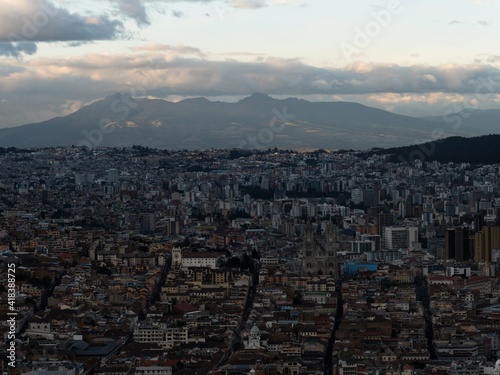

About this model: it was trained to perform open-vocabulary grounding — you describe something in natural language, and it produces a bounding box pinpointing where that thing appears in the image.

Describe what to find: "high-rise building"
[474,226,500,262]
[445,227,472,261]
[383,226,418,250]
[377,213,395,237]
[140,213,156,234]
[361,234,381,251]
[444,197,456,217]
[351,240,375,253]
[495,207,500,226]
[107,168,119,183]
[351,189,363,205]
[363,189,380,207]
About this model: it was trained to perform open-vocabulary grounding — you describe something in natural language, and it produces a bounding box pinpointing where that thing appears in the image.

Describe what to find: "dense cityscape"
[1,146,500,374]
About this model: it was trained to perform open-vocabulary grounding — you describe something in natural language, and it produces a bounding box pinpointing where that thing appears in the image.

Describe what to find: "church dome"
[250,323,260,334]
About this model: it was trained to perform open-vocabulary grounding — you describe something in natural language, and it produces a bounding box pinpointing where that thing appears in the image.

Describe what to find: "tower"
[377,213,395,238]
[474,226,500,262]
[172,246,182,268]
[302,221,338,278]
[140,213,155,234]
[445,227,472,261]
[107,168,119,183]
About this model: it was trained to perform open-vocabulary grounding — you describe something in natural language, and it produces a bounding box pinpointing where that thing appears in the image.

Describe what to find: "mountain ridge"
[0,93,498,150]
[364,134,500,165]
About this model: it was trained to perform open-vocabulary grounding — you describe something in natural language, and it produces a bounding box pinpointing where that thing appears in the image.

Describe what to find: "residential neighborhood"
[1,146,500,374]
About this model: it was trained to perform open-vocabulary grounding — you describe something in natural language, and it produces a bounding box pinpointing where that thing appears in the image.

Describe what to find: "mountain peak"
[104,92,133,101]
[239,93,274,103]
[178,97,211,105]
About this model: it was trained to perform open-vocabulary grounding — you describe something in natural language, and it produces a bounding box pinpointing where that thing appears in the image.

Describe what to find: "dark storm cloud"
[0,0,124,56]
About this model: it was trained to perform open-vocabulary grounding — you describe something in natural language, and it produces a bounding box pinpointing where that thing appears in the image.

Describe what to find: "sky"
[1,0,500,128]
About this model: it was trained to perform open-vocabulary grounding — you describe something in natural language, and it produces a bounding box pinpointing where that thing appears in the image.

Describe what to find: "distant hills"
[424,109,500,135]
[1,93,497,150]
[365,134,500,165]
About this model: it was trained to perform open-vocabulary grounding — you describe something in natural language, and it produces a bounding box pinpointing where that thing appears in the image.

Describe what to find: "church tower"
[172,246,182,268]
[302,221,338,278]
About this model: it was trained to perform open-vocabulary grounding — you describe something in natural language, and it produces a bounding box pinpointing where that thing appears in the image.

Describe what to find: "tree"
[227,257,241,268]
[173,361,184,372]
[241,253,253,270]
[293,291,303,305]
[176,320,187,327]
[96,265,112,275]
[251,248,260,260]
[25,296,37,307]
[42,275,52,287]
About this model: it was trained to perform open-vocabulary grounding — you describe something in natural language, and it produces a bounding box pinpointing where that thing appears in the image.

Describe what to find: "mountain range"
[0,93,499,150]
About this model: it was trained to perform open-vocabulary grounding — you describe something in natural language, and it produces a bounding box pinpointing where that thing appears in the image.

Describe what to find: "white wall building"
[133,321,188,349]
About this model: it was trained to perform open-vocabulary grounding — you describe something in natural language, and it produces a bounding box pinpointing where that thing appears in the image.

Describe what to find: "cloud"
[0,41,37,57]
[111,0,150,25]
[130,43,207,58]
[0,0,300,55]
[171,9,184,17]
[115,0,301,13]
[5,52,500,97]
[0,0,124,56]
[486,55,500,63]
[470,0,500,4]
[2,48,500,127]
[229,0,266,9]
[228,0,301,7]
[422,74,437,85]
[449,19,461,25]
[477,20,490,25]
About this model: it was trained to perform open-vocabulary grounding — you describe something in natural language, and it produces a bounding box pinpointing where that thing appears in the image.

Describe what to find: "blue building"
[343,260,378,276]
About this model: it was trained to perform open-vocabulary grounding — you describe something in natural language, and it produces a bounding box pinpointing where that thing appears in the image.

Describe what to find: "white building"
[133,321,188,349]
[446,266,472,278]
[134,366,172,375]
[244,324,261,349]
[350,240,375,253]
[383,226,418,250]
[181,252,220,269]
[338,361,359,375]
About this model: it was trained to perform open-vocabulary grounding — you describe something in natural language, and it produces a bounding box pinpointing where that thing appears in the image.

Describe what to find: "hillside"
[0,93,460,150]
